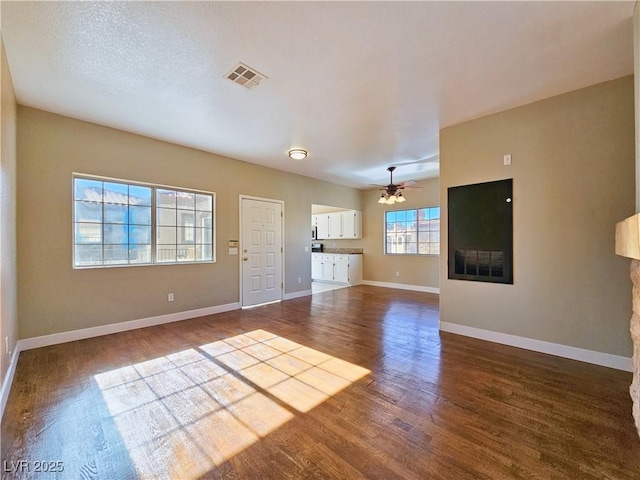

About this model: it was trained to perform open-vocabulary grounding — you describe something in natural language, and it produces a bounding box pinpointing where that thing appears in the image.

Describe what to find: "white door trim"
[239,195,285,307]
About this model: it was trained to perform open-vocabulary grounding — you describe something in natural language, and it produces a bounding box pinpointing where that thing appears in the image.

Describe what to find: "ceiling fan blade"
[370,166,421,193]
[398,180,417,187]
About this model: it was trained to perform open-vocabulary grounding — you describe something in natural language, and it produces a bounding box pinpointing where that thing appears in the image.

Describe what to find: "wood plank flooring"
[2,286,639,479]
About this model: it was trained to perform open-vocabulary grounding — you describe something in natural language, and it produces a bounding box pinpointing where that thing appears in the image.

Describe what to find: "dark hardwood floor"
[2,286,639,479]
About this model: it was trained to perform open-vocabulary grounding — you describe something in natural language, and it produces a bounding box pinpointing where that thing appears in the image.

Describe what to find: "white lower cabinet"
[333,255,350,283]
[321,255,335,281]
[311,253,362,285]
[311,254,323,280]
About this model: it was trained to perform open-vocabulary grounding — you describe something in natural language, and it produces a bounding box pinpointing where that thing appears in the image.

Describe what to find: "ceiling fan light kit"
[378,192,406,205]
[288,149,308,160]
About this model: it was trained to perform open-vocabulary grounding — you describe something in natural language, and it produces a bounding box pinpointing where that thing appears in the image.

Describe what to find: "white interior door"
[241,198,283,307]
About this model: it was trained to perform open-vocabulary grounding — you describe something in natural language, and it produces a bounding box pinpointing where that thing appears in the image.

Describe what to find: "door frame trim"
[239,195,285,307]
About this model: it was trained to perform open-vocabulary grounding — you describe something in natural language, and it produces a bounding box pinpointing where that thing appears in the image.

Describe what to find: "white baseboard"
[284,289,312,300]
[439,321,632,372]
[361,280,440,294]
[18,302,241,352]
[0,346,22,420]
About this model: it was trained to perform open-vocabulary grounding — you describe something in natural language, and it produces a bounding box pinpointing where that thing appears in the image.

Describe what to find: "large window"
[73,176,214,268]
[385,206,440,255]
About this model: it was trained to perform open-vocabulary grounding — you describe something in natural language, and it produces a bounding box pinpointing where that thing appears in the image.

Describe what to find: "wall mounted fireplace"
[448,178,513,284]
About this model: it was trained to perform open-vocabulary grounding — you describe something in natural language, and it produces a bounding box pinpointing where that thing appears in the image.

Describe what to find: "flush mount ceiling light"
[288,149,308,160]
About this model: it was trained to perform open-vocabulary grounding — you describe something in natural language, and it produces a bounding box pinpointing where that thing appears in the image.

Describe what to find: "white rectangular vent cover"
[224,62,267,90]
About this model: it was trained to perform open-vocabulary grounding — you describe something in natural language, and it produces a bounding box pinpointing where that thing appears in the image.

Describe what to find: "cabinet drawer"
[323,255,334,262]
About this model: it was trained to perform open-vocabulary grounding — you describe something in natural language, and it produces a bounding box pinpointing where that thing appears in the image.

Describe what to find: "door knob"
[243,257,248,261]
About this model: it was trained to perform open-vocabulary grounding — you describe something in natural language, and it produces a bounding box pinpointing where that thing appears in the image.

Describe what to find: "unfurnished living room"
[2,1,640,479]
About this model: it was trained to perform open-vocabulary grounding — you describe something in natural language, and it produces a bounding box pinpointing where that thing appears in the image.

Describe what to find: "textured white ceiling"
[1,1,634,188]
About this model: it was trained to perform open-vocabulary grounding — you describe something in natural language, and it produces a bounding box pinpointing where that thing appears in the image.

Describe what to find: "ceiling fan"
[372,166,421,205]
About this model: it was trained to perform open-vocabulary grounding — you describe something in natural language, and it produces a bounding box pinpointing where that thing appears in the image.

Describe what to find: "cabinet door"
[352,211,362,238]
[321,255,335,281]
[316,215,330,239]
[333,255,350,283]
[347,255,363,285]
[340,211,362,239]
[311,254,323,280]
[328,213,342,238]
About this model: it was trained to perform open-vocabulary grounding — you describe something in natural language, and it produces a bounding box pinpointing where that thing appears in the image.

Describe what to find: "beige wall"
[440,76,635,357]
[17,107,361,339]
[0,37,17,385]
[360,178,440,288]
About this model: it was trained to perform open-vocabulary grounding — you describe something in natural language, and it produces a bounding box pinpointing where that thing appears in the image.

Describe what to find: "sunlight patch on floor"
[203,330,370,413]
[94,329,370,479]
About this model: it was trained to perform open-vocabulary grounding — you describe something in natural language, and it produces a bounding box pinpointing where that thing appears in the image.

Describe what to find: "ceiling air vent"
[224,62,267,90]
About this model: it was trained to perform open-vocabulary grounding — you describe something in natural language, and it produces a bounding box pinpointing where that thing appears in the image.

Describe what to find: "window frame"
[384,206,440,256]
[72,173,216,269]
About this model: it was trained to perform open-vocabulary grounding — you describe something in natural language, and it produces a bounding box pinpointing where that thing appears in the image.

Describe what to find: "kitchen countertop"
[320,248,363,254]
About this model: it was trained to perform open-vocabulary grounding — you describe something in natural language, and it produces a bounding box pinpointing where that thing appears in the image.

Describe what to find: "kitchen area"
[311,205,363,293]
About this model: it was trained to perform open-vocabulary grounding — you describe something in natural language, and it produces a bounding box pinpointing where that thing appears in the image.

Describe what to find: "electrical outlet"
[503,154,512,166]
[5,336,8,355]
[395,271,400,277]
[168,293,174,302]
[297,277,302,284]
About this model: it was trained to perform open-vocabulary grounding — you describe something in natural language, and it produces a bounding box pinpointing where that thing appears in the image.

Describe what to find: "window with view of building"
[156,188,213,263]
[73,176,214,268]
[385,207,440,255]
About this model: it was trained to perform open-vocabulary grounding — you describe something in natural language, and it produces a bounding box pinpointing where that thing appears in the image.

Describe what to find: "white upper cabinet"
[328,213,342,238]
[314,210,362,240]
[315,214,330,240]
[340,210,362,239]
